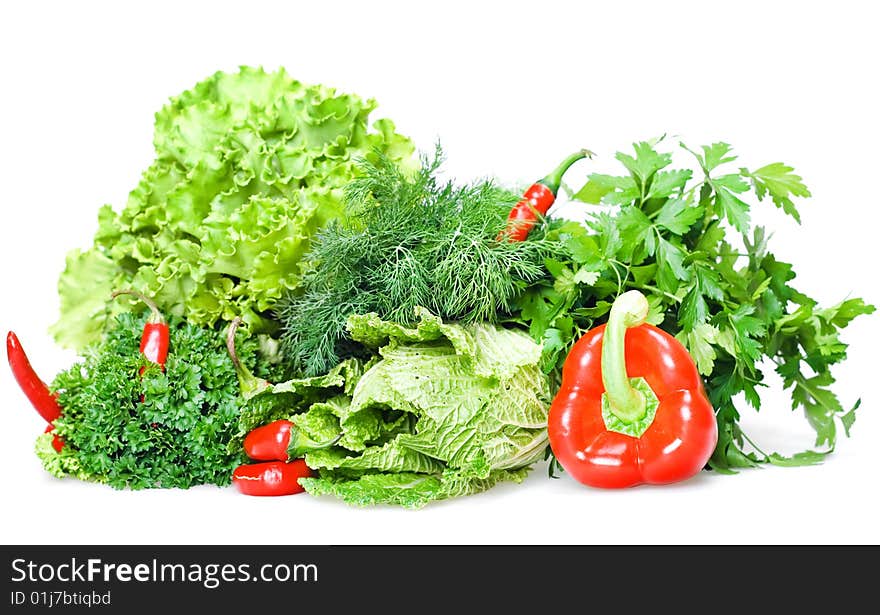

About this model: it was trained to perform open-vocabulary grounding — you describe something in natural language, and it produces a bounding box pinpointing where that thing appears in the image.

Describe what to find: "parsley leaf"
[679,265,724,330]
[743,162,811,223]
[647,170,693,200]
[656,237,690,292]
[573,174,638,205]
[587,211,623,260]
[711,175,752,233]
[678,323,719,376]
[618,205,656,261]
[616,141,672,186]
[687,142,737,173]
[656,198,703,234]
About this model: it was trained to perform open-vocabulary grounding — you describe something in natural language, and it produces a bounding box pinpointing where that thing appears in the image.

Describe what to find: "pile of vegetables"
[6,67,873,508]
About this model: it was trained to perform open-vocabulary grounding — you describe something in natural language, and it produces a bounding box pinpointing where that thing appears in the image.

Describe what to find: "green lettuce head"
[52,66,415,350]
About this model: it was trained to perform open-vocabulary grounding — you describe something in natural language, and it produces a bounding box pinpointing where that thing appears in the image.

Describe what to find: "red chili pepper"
[111,290,169,370]
[6,331,63,424]
[225,319,336,497]
[244,420,295,461]
[244,419,342,462]
[232,460,312,496]
[497,149,592,242]
[44,424,64,453]
[548,290,718,488]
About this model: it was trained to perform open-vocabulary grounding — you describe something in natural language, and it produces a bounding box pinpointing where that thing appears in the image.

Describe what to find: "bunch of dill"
[277,146,557,375]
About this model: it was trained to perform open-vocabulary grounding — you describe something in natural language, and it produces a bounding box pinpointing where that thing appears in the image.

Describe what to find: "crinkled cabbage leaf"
[234,309,551,508]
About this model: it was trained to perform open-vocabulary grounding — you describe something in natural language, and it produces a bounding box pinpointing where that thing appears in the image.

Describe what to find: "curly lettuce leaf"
[35,432,98,482]
[53,66,415,350]
[49,248,124,349]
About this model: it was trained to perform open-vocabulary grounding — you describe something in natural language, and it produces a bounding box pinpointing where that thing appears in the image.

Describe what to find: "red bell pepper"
[548,290,717,488]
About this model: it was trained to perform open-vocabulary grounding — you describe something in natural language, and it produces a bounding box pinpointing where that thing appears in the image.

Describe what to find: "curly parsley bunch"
[37,312,281,489]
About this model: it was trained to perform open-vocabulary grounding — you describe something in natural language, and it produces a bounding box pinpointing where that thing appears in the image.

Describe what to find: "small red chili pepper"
[226,319,335,496]
[548,290,718,488]
[232,460,312,496]
[7,331,65,450]
[6,331,63,424]
[244,419,342,462]
[245,420,295,461]
[44,424,64,453]
[498,149,592,242]
[111,290,169,370]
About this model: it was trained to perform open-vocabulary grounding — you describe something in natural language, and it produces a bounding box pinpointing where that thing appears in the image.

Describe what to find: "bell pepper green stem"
[539,149,594,195]
[601,290,651,423]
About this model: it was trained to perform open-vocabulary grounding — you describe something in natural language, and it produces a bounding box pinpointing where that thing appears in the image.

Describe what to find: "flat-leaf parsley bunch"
[515,138,874,471]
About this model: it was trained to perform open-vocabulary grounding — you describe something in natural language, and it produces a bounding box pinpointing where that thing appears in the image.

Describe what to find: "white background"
[1,1,878,545]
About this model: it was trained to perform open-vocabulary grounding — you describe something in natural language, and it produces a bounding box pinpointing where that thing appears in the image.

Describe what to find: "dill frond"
[277,145,555,375]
